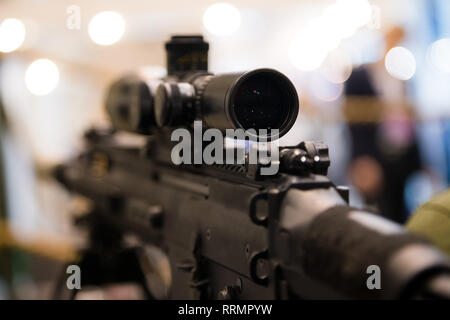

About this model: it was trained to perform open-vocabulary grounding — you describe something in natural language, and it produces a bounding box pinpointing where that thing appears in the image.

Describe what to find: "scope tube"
[107,68,300,140]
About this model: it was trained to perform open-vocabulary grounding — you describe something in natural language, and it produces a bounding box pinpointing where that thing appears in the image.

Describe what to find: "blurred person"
[343,26,422,223]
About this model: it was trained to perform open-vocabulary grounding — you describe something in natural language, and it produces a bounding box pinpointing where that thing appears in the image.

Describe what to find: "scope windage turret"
[105,35,299,139]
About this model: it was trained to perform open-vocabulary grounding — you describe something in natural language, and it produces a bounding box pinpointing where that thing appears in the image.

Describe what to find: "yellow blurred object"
[407,189,450,256]
[383,25,405,52]
[342,96,415,123]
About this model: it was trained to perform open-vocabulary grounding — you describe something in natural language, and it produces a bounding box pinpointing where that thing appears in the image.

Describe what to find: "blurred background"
[0,0,449,299]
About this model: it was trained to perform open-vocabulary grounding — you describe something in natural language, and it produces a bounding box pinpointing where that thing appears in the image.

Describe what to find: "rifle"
[54,35,450,299]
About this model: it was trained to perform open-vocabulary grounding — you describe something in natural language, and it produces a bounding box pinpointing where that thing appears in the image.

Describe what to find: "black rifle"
[54,35,450,300]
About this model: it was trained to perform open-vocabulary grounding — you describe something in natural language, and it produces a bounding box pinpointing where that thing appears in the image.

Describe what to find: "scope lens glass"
[232,72,294,131]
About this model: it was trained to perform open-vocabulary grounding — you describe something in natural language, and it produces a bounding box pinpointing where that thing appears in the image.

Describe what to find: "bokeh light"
[310,74,344,102]
[320,48,353,83]
[323,0,372,40]
[344,29,385,65]
[25,59,60,96]
[428,38,450,73]
[289,28,330,72]
[0,18,26,53]
[88,11,125,46]
[138,66,167,79]
[289,0,373,72]
[385,46,416,80]
[203,3,241,36]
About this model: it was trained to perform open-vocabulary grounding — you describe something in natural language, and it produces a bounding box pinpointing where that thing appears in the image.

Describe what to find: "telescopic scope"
[153,68,299,139]
[105,35,299,139]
